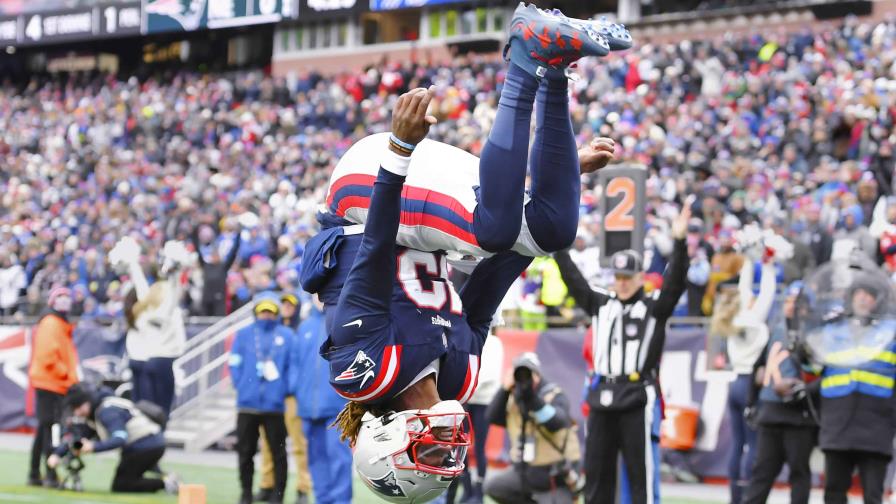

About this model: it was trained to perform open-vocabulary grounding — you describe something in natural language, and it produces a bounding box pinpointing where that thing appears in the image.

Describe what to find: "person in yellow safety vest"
[814,275,896,504]
[483,353,581,504]
[525,257,568,328]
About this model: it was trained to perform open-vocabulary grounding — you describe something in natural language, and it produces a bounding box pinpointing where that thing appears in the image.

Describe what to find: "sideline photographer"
[47,383,178,494]
[484,353,581,504]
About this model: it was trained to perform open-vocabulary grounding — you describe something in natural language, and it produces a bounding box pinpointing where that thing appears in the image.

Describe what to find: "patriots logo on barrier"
[335,350,376,388]
[368,471,404,497]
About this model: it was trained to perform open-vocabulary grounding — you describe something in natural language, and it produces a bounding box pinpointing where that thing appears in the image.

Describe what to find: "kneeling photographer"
[484,353,581,504]
[47,383,178,494]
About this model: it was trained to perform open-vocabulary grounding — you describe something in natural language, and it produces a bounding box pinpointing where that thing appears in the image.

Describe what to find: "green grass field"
[0,449,720,504]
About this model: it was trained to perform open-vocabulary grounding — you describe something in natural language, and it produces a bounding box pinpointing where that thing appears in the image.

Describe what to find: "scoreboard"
[0,0,298,47]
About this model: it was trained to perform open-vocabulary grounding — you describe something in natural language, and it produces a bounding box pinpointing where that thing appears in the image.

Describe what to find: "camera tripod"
[60,454,85,492]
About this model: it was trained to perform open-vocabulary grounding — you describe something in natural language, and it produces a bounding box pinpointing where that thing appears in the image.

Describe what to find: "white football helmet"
[354,400,470,503]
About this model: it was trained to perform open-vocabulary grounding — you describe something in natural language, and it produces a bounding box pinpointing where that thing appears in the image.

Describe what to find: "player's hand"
[391,87,438,154]
[671,195,694,239]
[79,439,94,454]
[579,137,616,174]
[47,454,60,469]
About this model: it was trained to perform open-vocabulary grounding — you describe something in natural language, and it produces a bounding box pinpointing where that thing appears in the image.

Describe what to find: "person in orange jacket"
[27,286,79,488]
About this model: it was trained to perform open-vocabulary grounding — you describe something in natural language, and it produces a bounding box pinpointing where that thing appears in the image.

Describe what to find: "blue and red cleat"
[504,3,613,80]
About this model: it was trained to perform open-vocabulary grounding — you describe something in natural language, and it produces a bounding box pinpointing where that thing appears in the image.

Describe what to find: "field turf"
[0,449,720,504]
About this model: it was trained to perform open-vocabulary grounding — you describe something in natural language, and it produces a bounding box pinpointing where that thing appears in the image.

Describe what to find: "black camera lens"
[514,367,532,383]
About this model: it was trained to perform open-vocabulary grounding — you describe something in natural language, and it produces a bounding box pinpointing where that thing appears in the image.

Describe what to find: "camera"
[513,366,533,387]
[57,415,95,491]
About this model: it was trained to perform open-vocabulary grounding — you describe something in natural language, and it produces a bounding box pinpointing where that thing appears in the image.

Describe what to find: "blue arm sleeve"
[92,407,131,452]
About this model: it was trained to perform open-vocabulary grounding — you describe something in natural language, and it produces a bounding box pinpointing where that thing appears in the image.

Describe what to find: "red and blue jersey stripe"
[326,173,480,248]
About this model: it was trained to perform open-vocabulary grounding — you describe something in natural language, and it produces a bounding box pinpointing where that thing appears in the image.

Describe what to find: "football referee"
[554,200,692,504]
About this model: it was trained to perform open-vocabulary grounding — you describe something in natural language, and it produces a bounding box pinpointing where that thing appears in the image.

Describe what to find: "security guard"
[229,293,294,504]
[815,276,896,504]
[484,353,581,504]
[743,281,817,504]
[554,200,691,504]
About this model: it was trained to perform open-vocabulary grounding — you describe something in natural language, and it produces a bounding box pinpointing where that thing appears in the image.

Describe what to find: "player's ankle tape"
[381,149,412,176]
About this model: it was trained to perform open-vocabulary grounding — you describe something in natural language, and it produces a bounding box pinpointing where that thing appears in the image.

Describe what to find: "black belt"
[597,373,654,384]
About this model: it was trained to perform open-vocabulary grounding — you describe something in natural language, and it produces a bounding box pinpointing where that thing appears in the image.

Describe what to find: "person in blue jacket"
[289,295,352,504]
[229,293,294,504]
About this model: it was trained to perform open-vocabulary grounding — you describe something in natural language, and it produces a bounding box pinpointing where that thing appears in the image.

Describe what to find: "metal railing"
[169,302,256,419]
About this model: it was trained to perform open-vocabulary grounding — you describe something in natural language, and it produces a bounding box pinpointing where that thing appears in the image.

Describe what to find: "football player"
[301,5,626,502]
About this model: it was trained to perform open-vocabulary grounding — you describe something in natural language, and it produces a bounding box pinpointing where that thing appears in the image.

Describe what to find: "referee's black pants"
[236,412,288,501]
[823,449,890,504]
[742,425,815,504]
[584,404,654,504]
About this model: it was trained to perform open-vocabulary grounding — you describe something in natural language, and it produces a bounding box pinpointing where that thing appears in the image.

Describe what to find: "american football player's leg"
[524,77,580,253]
[472,61,539,253]
[330,168,405,347]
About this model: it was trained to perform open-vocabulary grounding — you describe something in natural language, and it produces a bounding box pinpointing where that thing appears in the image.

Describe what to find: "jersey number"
[397,250,462,314]
[605,177,636,232]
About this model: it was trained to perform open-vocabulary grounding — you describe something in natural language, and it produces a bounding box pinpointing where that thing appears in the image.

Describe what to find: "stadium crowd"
[0,15,895,321]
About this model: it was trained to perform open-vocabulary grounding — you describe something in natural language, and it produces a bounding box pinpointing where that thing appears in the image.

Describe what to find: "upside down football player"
[300,5,630,502]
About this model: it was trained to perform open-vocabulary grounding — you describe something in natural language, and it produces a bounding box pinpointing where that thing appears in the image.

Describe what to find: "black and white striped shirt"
[555,239,688,378]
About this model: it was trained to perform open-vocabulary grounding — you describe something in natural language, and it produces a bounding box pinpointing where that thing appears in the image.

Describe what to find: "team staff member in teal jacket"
[289,296,352,504]
[229,293,294,504]
[816,276,896,504]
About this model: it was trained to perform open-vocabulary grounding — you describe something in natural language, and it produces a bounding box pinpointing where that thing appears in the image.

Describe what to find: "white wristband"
[380,148,412,177]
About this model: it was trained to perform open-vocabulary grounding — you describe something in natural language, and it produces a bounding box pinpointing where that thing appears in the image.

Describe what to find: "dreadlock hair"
[331,401,389,447]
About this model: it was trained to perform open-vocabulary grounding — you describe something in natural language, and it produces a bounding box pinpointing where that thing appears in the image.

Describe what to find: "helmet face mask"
[355,400,470,503]
[398,411,469,477]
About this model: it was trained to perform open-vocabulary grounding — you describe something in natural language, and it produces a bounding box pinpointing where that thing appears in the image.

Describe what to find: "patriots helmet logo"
[335,350,377,388]
[367,471,405,497]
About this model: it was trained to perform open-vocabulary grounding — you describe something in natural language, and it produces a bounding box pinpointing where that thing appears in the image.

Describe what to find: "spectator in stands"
[256,292,311,504]
[288,295,351,504]
[191,224,242,317]
[726,252,777,504]
[229,293,293,504]
[27,286,78,488]
[834,205,877,260]
[702,230,744,315]
[0,251,25,316]
[484,353,580,504]
[48,383,178,495]
[800,203,833,267]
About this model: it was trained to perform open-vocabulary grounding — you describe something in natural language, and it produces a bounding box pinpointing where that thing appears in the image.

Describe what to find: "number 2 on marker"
[605,177,636,232]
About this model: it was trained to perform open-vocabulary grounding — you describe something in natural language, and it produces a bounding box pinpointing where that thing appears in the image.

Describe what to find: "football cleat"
[592,15,633,51]
[504,3,611,80]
